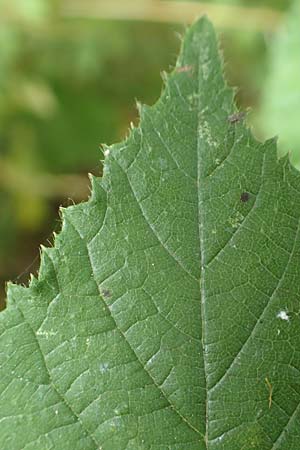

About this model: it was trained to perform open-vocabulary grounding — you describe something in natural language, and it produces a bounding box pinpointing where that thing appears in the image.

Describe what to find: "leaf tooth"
[160,70,170,85]
[36,245,56,283]
[174,30,184,43]
[135,99,144,117]
[101,143,111,158]
[88,173,105,201]
[28,273,38,287]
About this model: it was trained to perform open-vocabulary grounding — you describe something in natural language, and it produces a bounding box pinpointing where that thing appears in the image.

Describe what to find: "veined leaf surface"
[1,17,300,450]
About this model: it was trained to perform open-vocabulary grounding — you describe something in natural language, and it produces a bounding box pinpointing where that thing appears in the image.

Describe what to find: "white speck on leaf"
[277,310,289,321]
[198,120,218,148]
[36,330,56,338]
[104,149,110,157]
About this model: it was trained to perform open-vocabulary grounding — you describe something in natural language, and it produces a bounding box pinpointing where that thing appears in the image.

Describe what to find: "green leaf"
[1,17,300,449]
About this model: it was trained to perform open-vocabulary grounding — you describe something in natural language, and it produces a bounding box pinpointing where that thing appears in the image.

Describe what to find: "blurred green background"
[0,0,299,308]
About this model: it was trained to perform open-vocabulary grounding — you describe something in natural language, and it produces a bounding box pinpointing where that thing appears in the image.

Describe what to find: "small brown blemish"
[240,192,250,203]
[102,289,112,299]
[228,111,246,124]
[265,377,273,409]
[176,65,194,74]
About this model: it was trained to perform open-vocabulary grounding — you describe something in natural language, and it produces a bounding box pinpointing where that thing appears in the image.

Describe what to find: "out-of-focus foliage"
[174,0,291,10]
[0,0,297,308]
[257,0,300,168]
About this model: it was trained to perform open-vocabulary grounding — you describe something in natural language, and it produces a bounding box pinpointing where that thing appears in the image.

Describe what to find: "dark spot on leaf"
[228,111,246,124]
[240,192,250,203]
[102,289,112,298]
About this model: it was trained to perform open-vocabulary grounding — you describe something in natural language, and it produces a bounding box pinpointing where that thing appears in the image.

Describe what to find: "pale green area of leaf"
[1,17,300,450]
[258,0,300,168]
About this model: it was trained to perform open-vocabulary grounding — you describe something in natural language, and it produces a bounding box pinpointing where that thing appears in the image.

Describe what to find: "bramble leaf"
[1,17,300,450]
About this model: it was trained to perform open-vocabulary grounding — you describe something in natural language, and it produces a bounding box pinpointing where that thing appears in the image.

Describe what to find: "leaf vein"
[210,215,300,393]
[67,218,203,439]
[13,304,99,450]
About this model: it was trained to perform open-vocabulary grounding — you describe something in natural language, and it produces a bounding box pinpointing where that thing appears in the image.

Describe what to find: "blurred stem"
[0,159,90,201]
[61,0,283,32]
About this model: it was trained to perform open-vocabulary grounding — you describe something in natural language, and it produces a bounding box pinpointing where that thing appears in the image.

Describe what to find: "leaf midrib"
[196,51,208,449]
